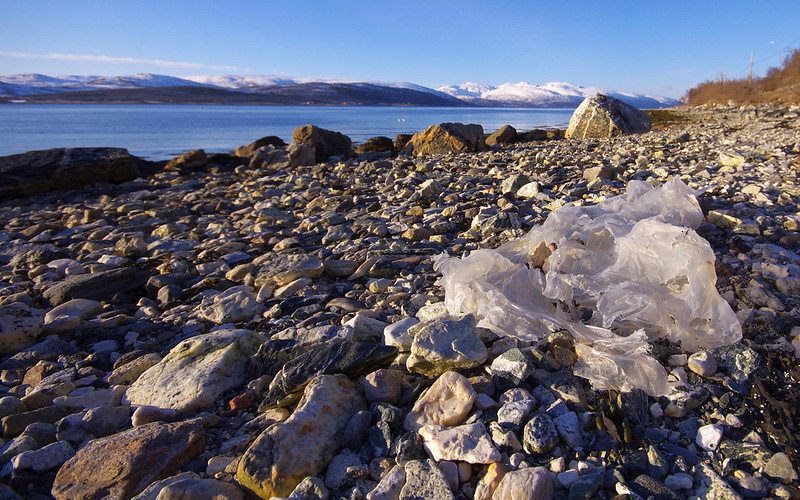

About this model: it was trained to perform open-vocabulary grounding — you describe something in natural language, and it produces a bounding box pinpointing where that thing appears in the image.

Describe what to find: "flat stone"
[51,419,205,500]
[42,267,149,306]
[236,375,365,498]
[406,314,488,376]
[400,459,454,500]
[198,289,260,324]
[492,466,553,500]
[123,329,265,413]
[42,298,102,333]
[404,371,476,432]
[418,423,501,464]
[11,440,74,472]
[254,253,324,288]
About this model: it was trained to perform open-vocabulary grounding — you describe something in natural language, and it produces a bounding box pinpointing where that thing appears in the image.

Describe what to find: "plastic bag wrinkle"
[433,178,741,397]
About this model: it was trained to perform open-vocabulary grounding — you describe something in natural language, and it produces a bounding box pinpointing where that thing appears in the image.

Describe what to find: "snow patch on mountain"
[437,81,678,108]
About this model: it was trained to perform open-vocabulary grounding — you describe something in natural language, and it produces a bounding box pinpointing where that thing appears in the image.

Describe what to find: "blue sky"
[1,1,798,98]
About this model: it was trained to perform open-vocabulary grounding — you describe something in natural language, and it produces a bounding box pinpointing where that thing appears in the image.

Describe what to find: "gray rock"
[406,314,488,376]
[523,413,559,455]
[263,341,397,409]
[400,459,454,500]
[42,267,149,306]
[565,94,651,139]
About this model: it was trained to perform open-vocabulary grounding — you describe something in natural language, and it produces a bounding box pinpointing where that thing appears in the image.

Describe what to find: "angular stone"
[51,419,205,500]
[400,459,454,500]
[293,124,352,162]
[418,423,501,464]
[0,303,44,354]
[492,467,553,500]
[263,341,397,409]
[408,123,486,157]
[406,314,487,376]
[236,375,365,498]
[254,254,324,288]
[123,329,265,413]
[565,94,651,139]
[42,267,149,306]
[404,371,476,432]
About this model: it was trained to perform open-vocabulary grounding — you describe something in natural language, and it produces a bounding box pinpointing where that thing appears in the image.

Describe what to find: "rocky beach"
[0,96,798,500]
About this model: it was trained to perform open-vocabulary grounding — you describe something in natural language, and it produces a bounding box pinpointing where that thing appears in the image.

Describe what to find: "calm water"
[0,104,574,160]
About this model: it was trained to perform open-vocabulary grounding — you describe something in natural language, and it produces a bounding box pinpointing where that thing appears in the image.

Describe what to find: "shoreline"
[0,104,798,498]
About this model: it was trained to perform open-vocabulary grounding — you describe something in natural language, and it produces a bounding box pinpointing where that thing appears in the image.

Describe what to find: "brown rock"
[236,375,365,498]
[51,419,205,500]
[408,122,485,156]
[292,125,352,162]
[485,125,517,146]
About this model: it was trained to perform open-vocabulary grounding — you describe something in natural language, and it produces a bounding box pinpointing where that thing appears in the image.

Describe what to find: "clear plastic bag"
[434,178,741,396]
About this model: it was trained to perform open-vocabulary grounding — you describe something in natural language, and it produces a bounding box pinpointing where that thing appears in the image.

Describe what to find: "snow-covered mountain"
[0,73,678,108]
[437,81,678,108]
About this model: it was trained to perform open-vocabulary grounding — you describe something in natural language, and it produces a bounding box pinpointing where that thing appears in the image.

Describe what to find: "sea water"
[0,104,574,160]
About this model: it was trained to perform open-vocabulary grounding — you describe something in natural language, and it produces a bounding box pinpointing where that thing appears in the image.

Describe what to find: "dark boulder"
[354,136,395,154]
[0,147,151,200]
[42,267,150,306]
[565,94,651,139]
[292,125,352,162]
[235,136,287,158]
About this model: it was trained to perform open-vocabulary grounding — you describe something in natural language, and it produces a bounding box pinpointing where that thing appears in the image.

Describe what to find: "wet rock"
[406,314,488,376]
[236,375,365,498]
[565,94,651,139]
[123,329,265,413]
[51,419,205,500]
[404,371,475,432]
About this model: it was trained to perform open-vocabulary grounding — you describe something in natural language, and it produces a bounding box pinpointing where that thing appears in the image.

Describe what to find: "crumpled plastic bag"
[434,178,741,396]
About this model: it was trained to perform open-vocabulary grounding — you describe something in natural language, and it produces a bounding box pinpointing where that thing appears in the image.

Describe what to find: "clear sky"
[1,0,798,99]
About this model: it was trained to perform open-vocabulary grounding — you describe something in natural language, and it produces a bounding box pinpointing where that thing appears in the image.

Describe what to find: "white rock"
[696,423,724,452]
[383,317,418,352]
[404,371,475,432]
[11,440,74,472]
[687,351,717,377]
[664,472,694,490]
[123,329,264,413]
[419,423,501,464]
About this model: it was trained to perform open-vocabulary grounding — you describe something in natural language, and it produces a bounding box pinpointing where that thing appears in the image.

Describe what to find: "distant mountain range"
[0,73,679,108]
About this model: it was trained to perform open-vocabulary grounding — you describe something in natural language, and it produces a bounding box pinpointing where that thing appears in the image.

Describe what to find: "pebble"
[0,105,797,499]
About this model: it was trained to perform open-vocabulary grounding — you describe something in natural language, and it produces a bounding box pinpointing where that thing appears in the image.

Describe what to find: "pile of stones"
[0,98,797,499]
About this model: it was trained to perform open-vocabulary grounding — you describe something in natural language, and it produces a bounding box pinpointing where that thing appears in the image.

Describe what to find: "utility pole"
[748,52,754,89]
